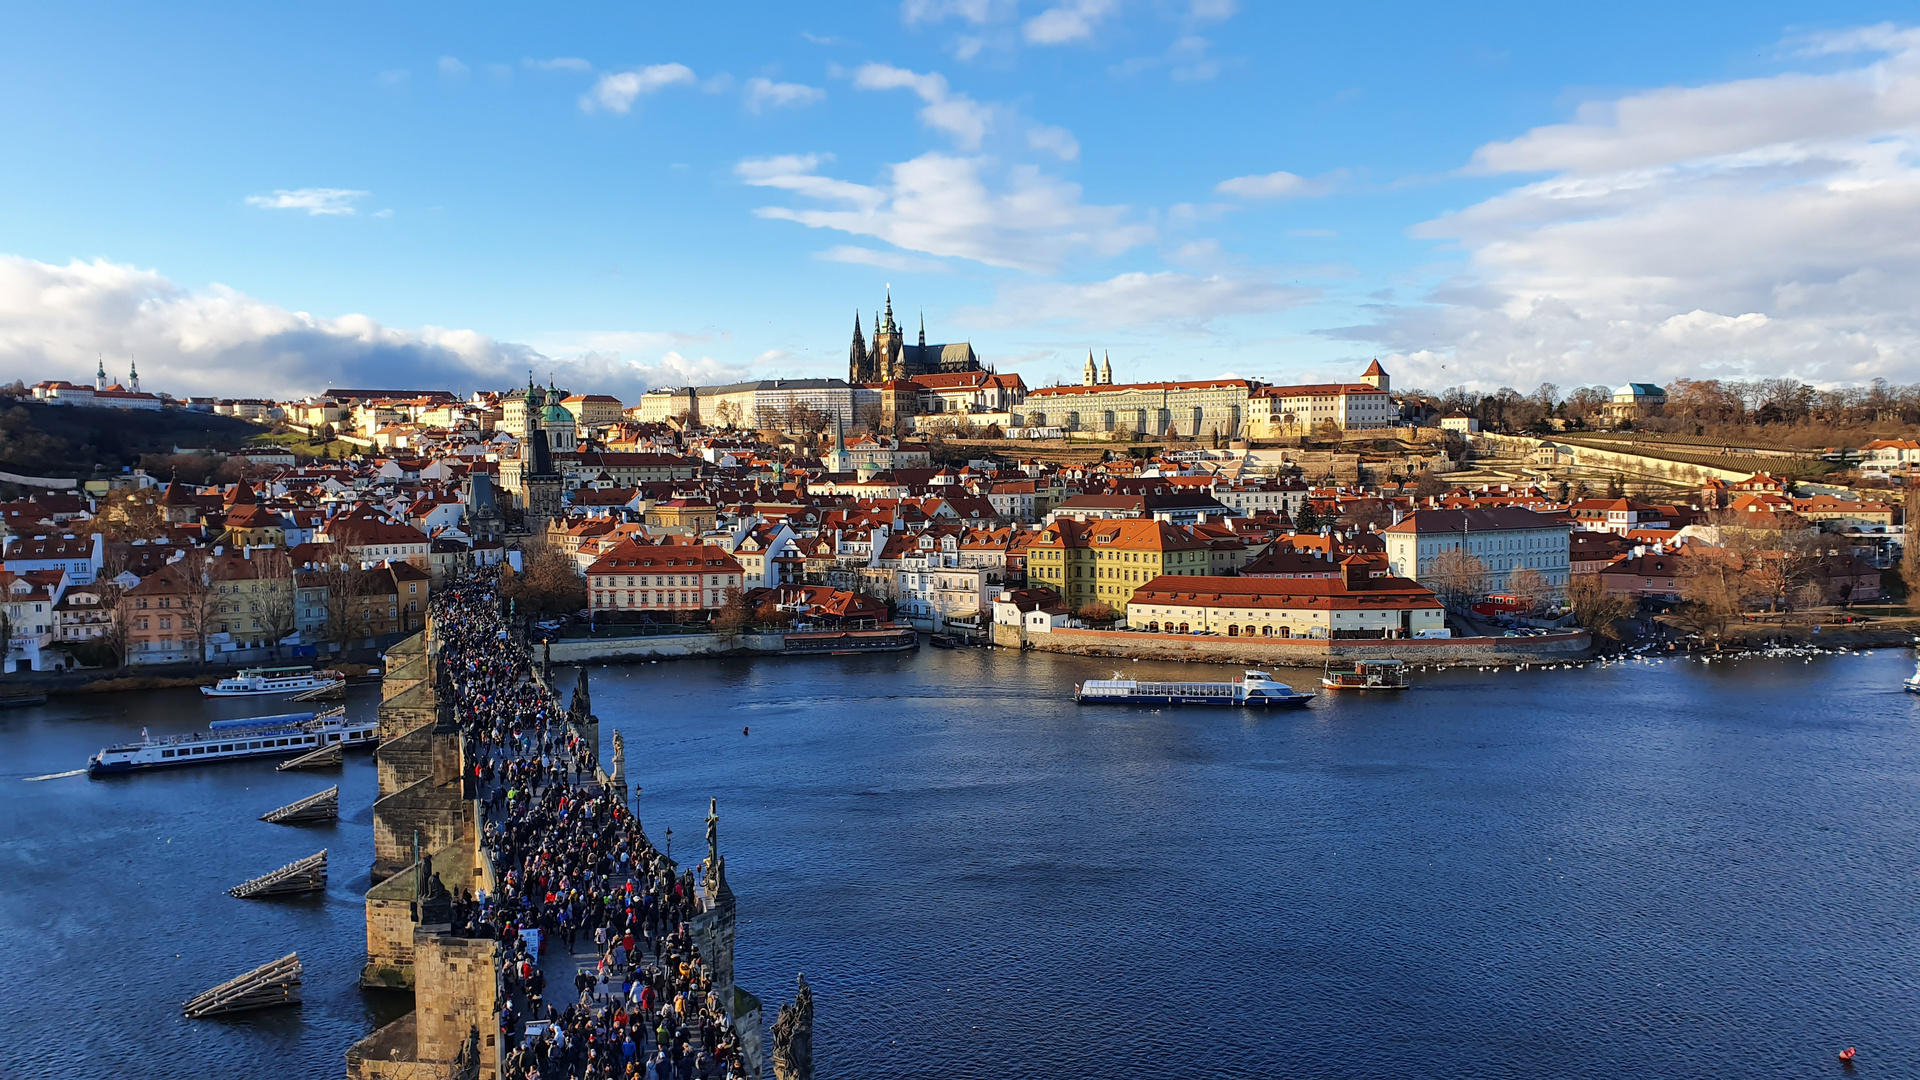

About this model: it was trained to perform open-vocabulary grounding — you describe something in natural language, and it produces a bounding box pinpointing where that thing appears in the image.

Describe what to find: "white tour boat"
[1904,657,1920,694]
[86,708,377,777]
[200,665,345,697]
[1075,669,1315,708]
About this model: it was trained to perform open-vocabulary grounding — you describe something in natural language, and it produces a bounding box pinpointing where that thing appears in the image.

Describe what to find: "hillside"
[0,400,263,479]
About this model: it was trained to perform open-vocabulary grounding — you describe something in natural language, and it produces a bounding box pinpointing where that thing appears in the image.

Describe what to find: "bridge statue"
[771,974,813,1080]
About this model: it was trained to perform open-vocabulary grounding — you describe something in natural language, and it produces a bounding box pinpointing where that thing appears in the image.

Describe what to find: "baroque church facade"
[848,292,982,383]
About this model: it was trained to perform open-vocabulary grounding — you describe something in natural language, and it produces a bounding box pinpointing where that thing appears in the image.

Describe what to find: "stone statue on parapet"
[771,974,814,1080]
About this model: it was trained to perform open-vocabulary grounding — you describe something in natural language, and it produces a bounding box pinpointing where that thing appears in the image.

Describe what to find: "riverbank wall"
[994,624,1592,666]
[539,632,783,664]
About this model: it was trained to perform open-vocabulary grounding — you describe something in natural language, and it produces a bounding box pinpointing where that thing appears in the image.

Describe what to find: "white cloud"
[851,62,996,149]
[375,69,410,86]
[816,246,951,273]
[737,151,1152,272]
[580,63,697,114]
[1337,26,1920,389]
[0,255,749,401]
[1113,34,1225,81]
[1188,0,1238,21]
[957,271,1313,330]
[901,0,1015,26]
[1023,0,1119,45]
[523,56,593,72]
[744,77,826,113]
[1026,124,1080,161]
[1215,170,1322,199]
[437,56,469,78]
[245,188,370,216]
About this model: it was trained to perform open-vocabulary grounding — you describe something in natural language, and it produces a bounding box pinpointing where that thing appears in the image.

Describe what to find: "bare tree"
[1565,575,1637,642]
[252,548,298,659]
[1507,566,1555,614]
[1426,549,1490,612]
[172,550,219,663]
[1674,552,1757,646]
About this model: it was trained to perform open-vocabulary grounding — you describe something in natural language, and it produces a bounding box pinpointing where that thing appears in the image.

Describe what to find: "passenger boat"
[928,634,958,649]
[1904,658,1920,693]
[1075,669,1314,708]
[200,665,345,697]
[86,708,377,777]
[1321,659,1411,691]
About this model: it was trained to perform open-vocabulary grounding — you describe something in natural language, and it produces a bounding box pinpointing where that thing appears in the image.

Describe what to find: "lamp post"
[664,826,673,862]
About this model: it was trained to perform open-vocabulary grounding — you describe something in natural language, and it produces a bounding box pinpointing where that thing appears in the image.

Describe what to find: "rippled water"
[3,650,1917,1078]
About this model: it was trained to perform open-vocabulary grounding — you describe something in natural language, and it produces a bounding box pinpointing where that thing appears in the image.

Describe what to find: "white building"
[1382,508,1572,593]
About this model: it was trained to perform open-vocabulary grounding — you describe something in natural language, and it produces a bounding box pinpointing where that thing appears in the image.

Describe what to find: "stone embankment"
[994,624,1591,666]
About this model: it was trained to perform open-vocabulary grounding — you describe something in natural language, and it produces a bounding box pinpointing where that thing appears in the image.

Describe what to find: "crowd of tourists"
[432,576,749,1080]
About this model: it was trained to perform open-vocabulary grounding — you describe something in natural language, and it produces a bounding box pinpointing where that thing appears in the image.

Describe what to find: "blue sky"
[3,2,1919,401]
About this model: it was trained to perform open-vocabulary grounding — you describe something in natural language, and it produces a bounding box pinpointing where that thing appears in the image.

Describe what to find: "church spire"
[128,358,139,394]
[95,356,106,392]
[1083,350,1097,386]
[918,311,926,347]
[1100,351,1112,385]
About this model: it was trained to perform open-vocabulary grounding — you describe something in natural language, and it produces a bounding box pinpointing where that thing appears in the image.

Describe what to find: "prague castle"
[848,291,982,383]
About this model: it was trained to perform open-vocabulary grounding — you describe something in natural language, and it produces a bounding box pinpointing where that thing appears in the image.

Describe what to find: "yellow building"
[1026,518,1210,614]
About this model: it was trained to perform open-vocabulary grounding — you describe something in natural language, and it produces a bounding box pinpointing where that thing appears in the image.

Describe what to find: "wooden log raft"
[260,785,339,824]
[229,849,327,898]
[182,952,302,1018]
[276,743,342,771]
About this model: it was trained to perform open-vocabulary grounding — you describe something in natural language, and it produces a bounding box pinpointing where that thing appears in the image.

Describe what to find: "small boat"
[1904,659,1920,693]
[1075,669,1314,708]
[0,690,48,708]
[86,708,377,777]
[928,634,957,649]
[201,666,345,697]
[1321,659,1411,692]
[1839,1047,1856,1063]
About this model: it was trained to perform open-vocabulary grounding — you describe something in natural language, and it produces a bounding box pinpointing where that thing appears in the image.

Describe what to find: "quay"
[346,575,804,1080]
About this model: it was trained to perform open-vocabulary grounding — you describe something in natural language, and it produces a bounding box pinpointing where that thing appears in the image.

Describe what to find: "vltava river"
[2,648,1916,1078]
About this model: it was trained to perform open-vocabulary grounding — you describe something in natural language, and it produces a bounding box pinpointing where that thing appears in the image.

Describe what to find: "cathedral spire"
[128,358,139,394]
[918,311,926,348]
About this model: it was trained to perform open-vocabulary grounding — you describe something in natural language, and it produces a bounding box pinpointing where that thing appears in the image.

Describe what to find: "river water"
[2,649,1917,1078]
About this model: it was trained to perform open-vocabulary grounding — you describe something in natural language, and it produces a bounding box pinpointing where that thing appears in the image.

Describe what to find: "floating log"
[260,785,339,824]
[276,743,342,771]
[229,849,327,898]
[183,952,302,1018]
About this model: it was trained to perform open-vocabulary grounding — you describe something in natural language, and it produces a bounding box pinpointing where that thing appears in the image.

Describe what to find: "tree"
[1338,498,1392,533]
[1293,501,1323,533]
[712,588,752,639]
[1565,574,1637,642]
[1507,566,1555,614]
[1426,548,1490,612]
[1412,470,1448,498]
[1076,601,1116,624]
[98,488,166,541]
[715,401,744,430]
[501,540,587,617]
[251,547,298,658]
[171,549,219,663]
[311,553,371,654]
[1674,552,1757,646]
[1605,473,1626,499]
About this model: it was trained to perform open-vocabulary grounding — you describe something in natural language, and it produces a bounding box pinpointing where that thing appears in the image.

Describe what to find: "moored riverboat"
[1321,659,1411,691]
[86,708,377,777]
[1075,669,1314,708]
[782,626,920,655]
[200,666,346,697]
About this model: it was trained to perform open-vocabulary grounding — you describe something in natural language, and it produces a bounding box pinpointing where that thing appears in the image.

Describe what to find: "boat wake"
[24,768,85,782]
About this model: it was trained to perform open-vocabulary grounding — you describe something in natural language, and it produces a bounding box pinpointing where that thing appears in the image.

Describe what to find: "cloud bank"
[0,256,738,401]
[1338,25,1920,392]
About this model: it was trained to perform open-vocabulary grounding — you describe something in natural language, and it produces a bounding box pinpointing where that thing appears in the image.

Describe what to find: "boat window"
[161,749,175,758]
[328,734,339,742]
[220,744,233,752]
[248,742,260,749]
[192,746,206,754]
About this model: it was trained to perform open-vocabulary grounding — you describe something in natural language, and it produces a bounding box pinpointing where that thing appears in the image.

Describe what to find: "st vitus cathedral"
[847,290,982,383]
